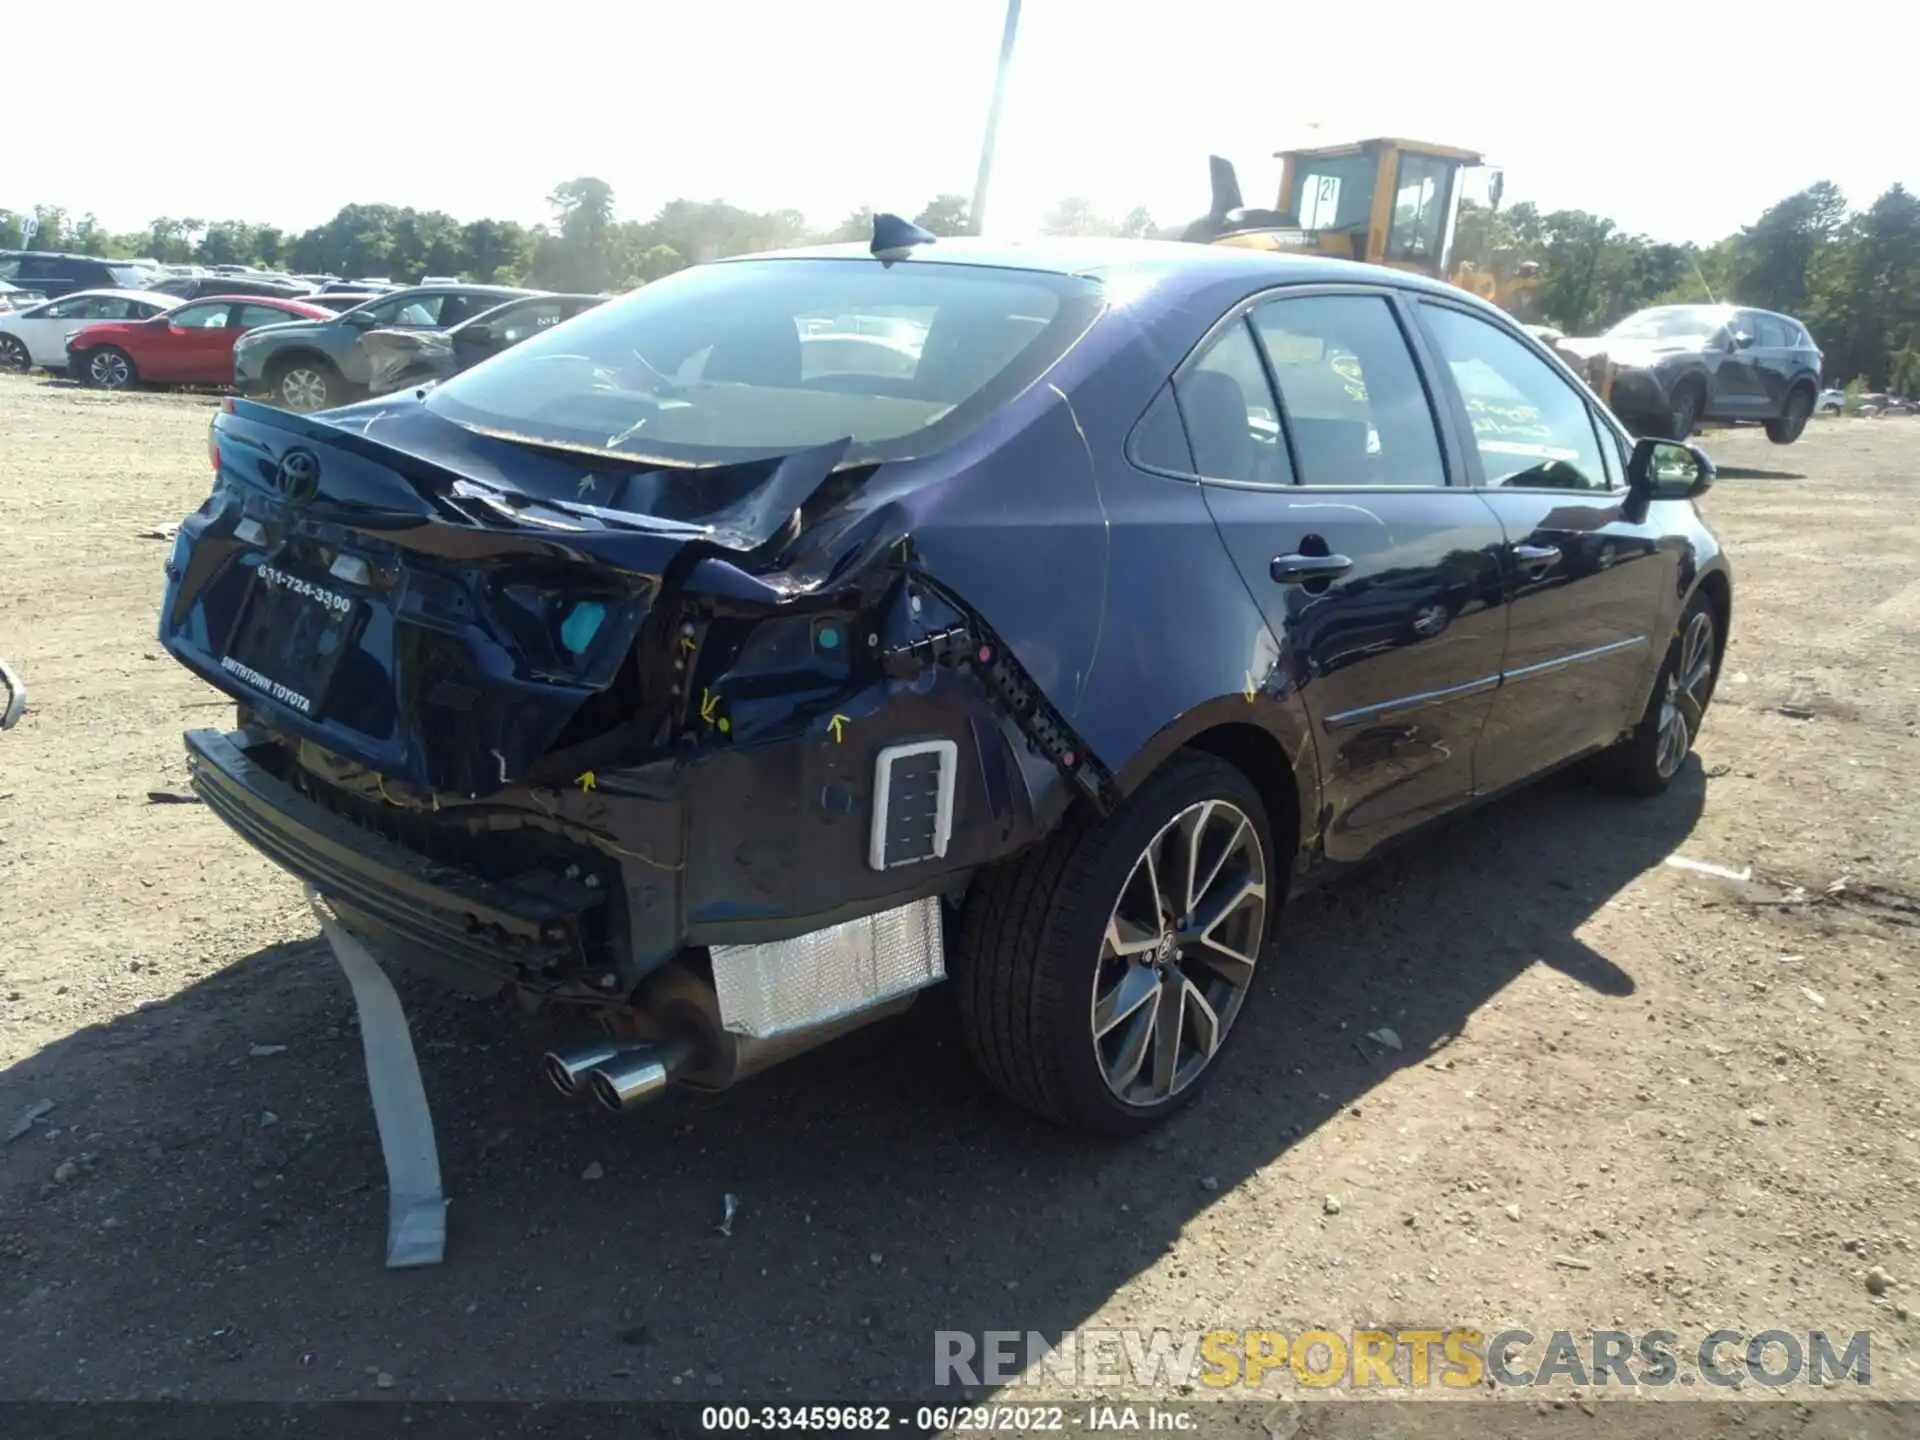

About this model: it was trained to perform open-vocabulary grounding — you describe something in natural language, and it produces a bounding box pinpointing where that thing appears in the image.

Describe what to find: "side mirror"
[1730,330,1755,350]
[459,323,492,345]
[1628,436,1715,502]
[341,309,377,329]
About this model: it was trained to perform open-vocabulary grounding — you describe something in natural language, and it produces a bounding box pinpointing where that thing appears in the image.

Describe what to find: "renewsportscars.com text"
[934,1327,1872,1390]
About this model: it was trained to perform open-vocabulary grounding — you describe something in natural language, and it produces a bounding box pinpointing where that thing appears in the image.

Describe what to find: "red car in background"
[67,295,333,391]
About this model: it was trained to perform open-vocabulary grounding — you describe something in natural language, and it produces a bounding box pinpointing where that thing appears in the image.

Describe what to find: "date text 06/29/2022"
[699,1405,1191,1432]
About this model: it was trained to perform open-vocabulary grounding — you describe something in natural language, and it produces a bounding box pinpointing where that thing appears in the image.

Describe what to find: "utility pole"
[969,0,1022,236]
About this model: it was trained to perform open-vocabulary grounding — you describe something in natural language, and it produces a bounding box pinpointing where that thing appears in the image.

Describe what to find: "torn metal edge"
[306,885,449,1269]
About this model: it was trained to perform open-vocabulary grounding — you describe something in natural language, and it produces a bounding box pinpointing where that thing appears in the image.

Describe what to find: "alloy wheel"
[1091,799,1267,1107]
[88,351,132,390]
[1656,610,1715,779]
[281,367,330,411]
[0,336,28,372]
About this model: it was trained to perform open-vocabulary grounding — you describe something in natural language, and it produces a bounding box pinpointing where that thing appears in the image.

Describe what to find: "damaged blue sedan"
[160,230,1730,1136]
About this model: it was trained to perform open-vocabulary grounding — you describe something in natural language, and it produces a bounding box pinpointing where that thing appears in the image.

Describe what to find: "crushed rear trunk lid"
[161,399,861,796]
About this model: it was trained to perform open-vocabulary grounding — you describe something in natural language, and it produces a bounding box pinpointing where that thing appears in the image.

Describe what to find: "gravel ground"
[0,372,1914,1418]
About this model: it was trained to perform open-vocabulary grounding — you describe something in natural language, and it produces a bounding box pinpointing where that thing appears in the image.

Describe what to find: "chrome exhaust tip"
[542,1042,627,1098]
[586,1041,693,1113]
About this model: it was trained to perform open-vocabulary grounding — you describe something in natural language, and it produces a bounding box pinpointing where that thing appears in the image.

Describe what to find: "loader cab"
[1187,137,1487,282]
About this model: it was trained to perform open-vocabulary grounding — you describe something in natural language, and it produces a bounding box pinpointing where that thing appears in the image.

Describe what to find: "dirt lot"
[0,372,1915,1417]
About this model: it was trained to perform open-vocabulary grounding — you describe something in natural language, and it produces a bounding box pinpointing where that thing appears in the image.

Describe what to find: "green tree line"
[5,174,1916,389]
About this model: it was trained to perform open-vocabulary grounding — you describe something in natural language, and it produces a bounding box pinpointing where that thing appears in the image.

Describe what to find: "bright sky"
[15,1,1915,248]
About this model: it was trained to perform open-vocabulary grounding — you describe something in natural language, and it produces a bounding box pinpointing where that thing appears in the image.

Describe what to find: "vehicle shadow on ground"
[1713,464,1806,480]
[0,763,1706,1401]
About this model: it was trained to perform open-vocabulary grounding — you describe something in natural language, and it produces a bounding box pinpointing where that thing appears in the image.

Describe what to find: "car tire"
[1765,387,1814,444]
[953,751,1278,1135]
[1596,592,1719,798]
[80,347,139,391]
[1658,379,1704,441]
[269,356,342,412]
[0,334,29,372]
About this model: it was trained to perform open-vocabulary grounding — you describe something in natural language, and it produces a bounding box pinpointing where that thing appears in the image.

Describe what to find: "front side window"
[362,294,446,327]
[169,302,233,329]
[484,300,565,344]
[1385,153,1455,264]
[1250,293,1447,487]
[41,297,95,319]
[423,259,1102,475]
[1174,319,1290,485]
[1419,303,1612,492]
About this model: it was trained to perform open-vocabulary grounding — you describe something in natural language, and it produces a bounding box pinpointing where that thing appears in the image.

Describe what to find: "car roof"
[202,294,329,311]
[717,236,1467,297]
[38,288,177,306]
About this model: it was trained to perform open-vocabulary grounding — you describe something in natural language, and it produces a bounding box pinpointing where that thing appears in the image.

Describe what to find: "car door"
[1409,298,1671,792]
[1713,310,1767,417]
[1182,287,1512,862]
[223,304,302,384]
[339,290,447,384]
[151,301,235,383]
[1750,314,1796,415]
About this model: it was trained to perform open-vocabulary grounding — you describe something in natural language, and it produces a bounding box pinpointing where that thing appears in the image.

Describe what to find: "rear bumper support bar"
[310,888,448,1268]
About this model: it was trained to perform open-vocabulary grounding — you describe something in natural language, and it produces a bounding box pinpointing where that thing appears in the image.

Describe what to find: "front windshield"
[1288,154,1377,230]
[1606,308,1727,341]
[423,258,1105,467]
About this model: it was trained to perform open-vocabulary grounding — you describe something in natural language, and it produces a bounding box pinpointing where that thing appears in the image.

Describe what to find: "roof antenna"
[871,213,937,264]
[1689,251,1717,304]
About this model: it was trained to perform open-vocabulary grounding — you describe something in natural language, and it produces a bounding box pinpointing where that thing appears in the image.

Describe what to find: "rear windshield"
[109,265,154,287]
[422,258,1104,466]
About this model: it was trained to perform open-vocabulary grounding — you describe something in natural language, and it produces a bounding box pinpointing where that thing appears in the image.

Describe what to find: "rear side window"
[236,304,296,330]
[1130,384,1196,475]
[423,259,1103,468]
[1419,302,1612,492]
[1249,293,1447,487]
[1174,320,1291,485]
[1754,315,1793,347]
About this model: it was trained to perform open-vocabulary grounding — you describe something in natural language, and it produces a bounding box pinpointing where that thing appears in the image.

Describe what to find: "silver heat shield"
[708,898,945,1039]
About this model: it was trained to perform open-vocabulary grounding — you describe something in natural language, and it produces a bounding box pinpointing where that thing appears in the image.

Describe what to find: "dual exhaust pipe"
[542,1039,695,1112]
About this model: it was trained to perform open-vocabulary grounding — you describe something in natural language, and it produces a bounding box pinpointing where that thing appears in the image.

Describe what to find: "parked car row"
[0,277,613,405]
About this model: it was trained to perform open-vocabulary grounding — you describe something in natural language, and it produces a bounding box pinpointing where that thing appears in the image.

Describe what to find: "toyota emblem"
[274,448,321,503]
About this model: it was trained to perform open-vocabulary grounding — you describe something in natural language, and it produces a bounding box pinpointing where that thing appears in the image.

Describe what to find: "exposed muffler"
[541,1041,630,1098]
[585,1040,696,1113]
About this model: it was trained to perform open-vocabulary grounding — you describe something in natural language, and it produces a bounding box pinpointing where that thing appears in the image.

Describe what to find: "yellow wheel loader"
[1181,137,1610,403]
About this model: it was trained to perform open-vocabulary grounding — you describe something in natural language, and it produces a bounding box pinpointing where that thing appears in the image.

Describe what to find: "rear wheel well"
[1182,723,1302,871]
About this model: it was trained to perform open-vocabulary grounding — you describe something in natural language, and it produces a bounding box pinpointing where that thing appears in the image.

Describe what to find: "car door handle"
[1511,543,1561,568]
[1270,553,1354,584]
